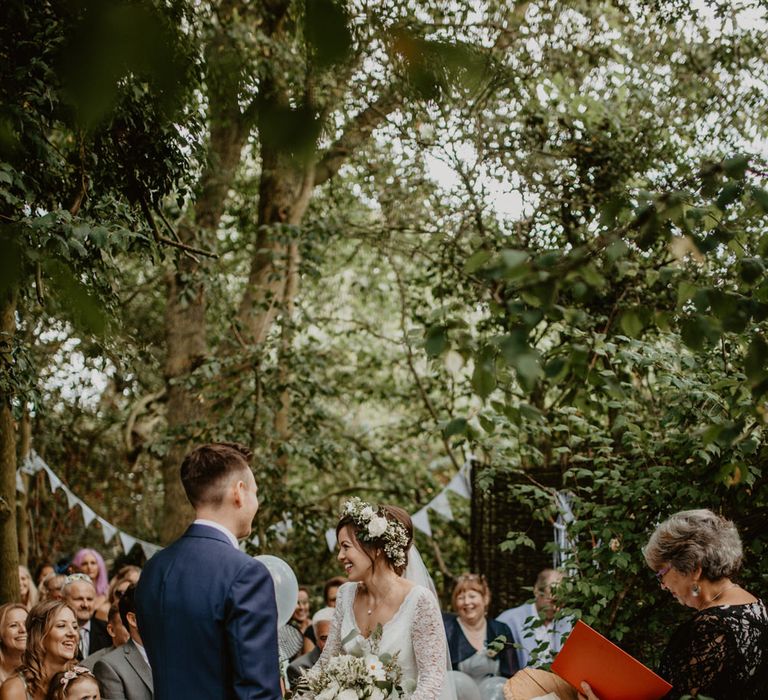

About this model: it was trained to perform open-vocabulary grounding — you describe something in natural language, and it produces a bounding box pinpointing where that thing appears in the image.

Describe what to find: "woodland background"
[1,0,767,666]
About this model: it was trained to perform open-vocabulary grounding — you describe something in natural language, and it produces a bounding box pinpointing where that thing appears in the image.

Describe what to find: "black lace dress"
[658,600,768,699]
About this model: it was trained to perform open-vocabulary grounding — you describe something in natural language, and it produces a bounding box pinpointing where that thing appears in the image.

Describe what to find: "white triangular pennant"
[63,486,79,511]
[98,517,118,544]
[16,471,25,494]
[446,471,471,499]
[22,452,45,475]
[411,508,432,537]
[428,491,454,521]
[139,541,162,559]
[80,503,97,527]
[325,529,337,552]
[119,532,138,554]
[44,466,62,494]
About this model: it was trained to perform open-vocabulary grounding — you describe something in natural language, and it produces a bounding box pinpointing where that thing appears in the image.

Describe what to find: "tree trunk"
[158,91,251,543]
[0,287,20,604]
[16,407,31,567]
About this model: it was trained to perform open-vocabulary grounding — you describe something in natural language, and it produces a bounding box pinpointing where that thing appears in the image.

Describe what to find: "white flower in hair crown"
[341,497,409,569]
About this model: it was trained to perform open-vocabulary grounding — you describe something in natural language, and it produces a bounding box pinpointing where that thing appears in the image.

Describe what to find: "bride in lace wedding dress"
[315,499,447,700]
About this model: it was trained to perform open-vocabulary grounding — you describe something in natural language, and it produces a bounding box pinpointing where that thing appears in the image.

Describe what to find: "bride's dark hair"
[336,503,414,575]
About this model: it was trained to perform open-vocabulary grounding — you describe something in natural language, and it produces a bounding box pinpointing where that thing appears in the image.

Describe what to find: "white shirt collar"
[193,519,239,549]
[134,639,149,667]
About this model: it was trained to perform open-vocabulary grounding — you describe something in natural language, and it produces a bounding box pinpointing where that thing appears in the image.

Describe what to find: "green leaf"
[500,249,528,269]
[716,181,741,210]
[443,418,468,437]
[424,325,448,357]
[751,186,768,213]
[465,249,492,274]
[619,310,644,337]
[305,0,353,68]
[745,336,768,383]
[471,349,497,399]
[722,154,749,179]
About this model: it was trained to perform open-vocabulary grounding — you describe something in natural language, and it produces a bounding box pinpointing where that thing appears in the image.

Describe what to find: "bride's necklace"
[364,581,395,616]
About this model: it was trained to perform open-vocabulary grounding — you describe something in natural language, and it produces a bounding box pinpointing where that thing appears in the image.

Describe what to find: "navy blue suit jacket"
[136,524,281,700]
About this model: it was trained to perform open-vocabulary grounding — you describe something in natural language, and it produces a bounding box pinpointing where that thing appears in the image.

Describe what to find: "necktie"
[79,627,89,658]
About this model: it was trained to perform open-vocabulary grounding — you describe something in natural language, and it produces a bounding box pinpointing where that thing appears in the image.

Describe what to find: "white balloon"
[478,676,506,700]
[254,554,299,626]
[447,671,481,700]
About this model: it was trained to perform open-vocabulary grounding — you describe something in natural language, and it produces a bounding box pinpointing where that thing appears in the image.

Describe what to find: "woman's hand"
[578,681,601,700]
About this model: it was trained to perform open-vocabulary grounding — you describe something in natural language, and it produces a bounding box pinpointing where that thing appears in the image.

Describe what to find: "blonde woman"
[0,601,78,700]
[0,604,28,684]
[18,568,39,612]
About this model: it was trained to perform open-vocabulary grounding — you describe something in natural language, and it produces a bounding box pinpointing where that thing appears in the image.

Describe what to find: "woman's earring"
[692,584,700,597]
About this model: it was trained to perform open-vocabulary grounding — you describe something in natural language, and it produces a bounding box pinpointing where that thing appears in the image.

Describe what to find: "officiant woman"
[580,509,767,700]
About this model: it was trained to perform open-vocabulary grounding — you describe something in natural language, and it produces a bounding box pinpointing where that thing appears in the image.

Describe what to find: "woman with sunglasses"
[442,573,518,682]
[580,509,767,700]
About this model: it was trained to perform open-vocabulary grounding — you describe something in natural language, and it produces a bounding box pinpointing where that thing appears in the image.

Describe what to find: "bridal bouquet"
[297,629,414,700]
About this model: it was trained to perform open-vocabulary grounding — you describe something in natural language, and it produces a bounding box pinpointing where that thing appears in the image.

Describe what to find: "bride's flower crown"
[340,497,410,569]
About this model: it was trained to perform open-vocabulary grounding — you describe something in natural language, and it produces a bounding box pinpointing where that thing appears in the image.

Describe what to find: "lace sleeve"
[316,583,353,670]
[661,612,730,697]
[411,588,447,700]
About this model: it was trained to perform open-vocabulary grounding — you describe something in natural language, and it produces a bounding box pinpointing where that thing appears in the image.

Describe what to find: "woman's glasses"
[655,564,672,584]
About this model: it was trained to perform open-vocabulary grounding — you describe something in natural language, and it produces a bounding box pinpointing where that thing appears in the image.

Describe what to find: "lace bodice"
[659,599,768,699]
[317,582,447,700]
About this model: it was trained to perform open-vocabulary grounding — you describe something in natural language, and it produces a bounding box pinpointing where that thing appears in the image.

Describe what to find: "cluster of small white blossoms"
[341,497,410,569]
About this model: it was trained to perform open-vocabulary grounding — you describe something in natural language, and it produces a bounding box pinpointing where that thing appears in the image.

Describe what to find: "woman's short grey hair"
[643,509,743,580]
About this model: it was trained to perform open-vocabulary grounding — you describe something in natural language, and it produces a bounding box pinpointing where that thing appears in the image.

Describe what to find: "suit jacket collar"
[184,522,239,548]
[124,639,153,690]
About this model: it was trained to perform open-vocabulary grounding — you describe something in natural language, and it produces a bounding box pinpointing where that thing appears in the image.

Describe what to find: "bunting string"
[17,451,162,560]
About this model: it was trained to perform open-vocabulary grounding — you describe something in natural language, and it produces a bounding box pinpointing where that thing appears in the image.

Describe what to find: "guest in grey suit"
[287,606,334,688]
[83,603,131,670]
[94,585,153,700]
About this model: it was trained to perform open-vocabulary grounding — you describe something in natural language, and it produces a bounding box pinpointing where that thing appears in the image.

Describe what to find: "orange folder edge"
[550,620,673,700]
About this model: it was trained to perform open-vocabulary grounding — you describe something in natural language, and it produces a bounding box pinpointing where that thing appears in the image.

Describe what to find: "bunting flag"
[14,451,164,559]
[325,529,337,551]
[446,470,471,499]
[427,491,454,521]
[97,517,118,545]
[119,532,138,554]
[411,507,433,537]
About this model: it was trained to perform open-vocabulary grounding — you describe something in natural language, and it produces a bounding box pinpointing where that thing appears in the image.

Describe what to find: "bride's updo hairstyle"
[336,498,413,575]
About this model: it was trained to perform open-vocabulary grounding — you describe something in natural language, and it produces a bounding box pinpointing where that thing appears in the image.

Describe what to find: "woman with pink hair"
[69,550,108,613]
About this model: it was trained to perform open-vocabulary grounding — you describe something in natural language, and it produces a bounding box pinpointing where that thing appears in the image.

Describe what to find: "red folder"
[550,620,673,700]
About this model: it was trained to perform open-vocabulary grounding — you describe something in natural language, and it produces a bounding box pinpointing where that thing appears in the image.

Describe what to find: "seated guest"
[287,607,334,687]
[18,567,39,612]
[496,569,572,669]
[81,605,130,671]
[61,575,111,661]
[580,509,768,700]
[0,604,28,684]
[46,666,101,700]
[0,600,78,700]
[41,575,67,602]
[443,573,518,682]
[290,586,313,655]
[96,566,142,623]
[93,585,152,700]
[35,565,55,591]
[322,576,346,608]
[71,551,109,615]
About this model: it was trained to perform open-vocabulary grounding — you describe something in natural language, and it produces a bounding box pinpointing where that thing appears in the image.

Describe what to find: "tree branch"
[313,90,403,186]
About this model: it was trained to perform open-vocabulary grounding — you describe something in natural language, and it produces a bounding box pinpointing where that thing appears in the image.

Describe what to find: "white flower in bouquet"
[336,689,358,700]
[370,687,386,700]
[364,654,387,682]
[367,516,388,538]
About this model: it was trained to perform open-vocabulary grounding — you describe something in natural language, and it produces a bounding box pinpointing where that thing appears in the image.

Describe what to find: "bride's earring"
[692,583,700,597]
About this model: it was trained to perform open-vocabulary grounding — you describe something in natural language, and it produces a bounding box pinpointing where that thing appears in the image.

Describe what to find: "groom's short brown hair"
[180,442,252,508]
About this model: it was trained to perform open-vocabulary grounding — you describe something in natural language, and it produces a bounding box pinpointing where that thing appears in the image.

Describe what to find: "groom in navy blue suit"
[136,443,281,700]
